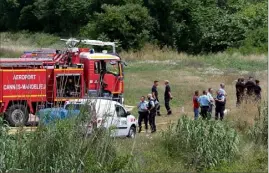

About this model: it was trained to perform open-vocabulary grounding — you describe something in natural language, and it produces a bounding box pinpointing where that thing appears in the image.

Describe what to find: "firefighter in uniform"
[235,78,245,106]
[245,76,256,102]
[152,80,161,116]
[164,80,173,115]
[147,94,156,133]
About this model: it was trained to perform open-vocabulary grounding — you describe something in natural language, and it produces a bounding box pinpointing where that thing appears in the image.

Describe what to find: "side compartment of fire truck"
[0,67,47,126]
[0,60,85,127]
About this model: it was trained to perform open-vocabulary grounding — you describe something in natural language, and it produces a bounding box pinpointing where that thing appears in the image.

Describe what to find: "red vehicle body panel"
[0,69,47,113]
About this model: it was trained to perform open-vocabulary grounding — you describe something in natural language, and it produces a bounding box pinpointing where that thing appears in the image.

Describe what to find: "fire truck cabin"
[79,52,124,102]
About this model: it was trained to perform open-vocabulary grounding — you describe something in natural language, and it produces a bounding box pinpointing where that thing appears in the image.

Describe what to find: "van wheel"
[5,104,29,127]
[127,126,136,138]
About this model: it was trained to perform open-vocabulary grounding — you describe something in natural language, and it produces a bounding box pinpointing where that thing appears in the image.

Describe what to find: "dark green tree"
[80,3,153,50]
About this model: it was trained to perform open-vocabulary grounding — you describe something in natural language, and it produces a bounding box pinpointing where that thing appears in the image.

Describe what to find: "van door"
[94,101,118,136]
[115,104,128,136]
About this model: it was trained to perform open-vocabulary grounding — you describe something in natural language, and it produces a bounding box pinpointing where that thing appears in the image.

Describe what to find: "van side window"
[115,105,126,117]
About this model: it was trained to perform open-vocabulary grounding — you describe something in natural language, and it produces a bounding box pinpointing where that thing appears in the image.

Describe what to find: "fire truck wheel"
[6,104,29,127]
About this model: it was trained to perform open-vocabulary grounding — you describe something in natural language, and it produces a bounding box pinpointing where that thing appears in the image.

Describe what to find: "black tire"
[5,104,29,127]
[127,126,136,138]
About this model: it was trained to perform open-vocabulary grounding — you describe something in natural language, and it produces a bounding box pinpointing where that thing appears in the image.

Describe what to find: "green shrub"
[248,102,268,146]
[0,110,131,172]
[161,115,239,171]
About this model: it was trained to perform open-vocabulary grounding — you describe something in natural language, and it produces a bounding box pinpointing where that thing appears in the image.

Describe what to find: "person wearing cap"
[198,90,210,119]
[147,94,157,133]
[137,96,149,133]
[164,80,173,115]
[152,80,161,116]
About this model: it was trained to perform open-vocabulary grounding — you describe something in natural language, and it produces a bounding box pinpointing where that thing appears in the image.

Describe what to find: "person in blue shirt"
[137,96,149,133]
[198,90,210,119]
[215,90,225,120]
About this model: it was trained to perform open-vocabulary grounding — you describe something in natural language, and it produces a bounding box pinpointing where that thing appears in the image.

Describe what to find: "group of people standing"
[235,76,261,106]
[137,77,262,133]
[193,83,227,120]
[137,80,173,133]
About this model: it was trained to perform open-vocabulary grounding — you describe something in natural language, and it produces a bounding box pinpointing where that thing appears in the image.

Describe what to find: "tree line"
[0,0,267,54]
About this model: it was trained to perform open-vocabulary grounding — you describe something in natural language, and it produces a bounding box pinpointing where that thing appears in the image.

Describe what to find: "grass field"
[0,32,268,172]
[119,46,268,172]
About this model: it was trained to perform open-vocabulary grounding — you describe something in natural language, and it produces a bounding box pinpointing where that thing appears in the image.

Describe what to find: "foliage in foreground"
[249,101,268,146]
[161,116,239,171]
[208,103,268,172]
[0,114,131,172]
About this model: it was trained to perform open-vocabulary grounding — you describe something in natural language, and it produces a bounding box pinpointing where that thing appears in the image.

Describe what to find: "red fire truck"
[0,39,126,126]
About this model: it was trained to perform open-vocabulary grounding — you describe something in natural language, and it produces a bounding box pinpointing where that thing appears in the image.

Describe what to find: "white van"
[64,98,137,138]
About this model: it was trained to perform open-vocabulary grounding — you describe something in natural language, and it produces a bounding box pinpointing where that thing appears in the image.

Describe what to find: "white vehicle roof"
[65,98,123,117]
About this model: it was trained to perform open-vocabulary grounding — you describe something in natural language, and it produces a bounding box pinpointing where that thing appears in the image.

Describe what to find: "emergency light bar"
[60,38,117,53]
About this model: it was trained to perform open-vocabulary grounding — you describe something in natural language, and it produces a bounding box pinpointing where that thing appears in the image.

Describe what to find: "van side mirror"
[126,111,131,116]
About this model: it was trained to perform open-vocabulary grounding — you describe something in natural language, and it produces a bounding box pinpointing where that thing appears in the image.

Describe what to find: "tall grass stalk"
[248,101,268,146]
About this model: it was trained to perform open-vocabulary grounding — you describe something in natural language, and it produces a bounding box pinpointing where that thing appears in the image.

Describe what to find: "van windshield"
[65,104,87,110]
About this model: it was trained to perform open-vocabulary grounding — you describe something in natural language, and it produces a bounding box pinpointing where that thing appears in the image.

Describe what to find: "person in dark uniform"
[215,90,225,120]
[164,80,173,115]
[152,80,161,116]
[235,78,245,106]
[137,96,149,133]
[147,94,156,133]
[245,77,256,101]
[254,80,262,103]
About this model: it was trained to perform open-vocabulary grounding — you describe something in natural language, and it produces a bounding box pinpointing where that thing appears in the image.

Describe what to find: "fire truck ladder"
[60,38,117,53]
[0,58,46,67]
